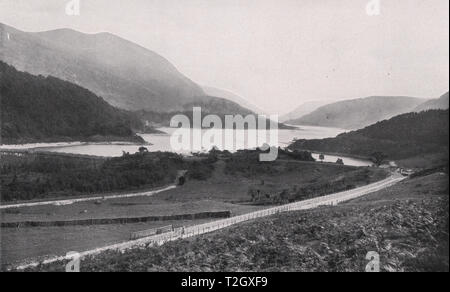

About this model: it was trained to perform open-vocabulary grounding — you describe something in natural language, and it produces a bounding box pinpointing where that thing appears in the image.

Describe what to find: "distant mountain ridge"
[0,23,205,112]
[289,109,449,160]
[0,61,144,144]
[280,100,333,122]
[287,96,426,130]
[202,86,266,115]
[414,92,449,112]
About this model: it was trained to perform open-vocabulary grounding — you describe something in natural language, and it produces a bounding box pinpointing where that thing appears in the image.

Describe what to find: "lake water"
[0,126,373,167]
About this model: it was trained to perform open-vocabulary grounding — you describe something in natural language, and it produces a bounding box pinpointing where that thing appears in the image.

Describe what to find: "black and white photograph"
[0,0,448,275]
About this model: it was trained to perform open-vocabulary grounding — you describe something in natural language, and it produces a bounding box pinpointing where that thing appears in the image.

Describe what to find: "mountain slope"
[136,95,252,128]
[0,23,204,112]
[135,96,294,129]
[202,86,265,114]
[287,96,425,130]
[289,110,449,160]
[280,100,332,122]
[415,92,449,112]
[0,61,144,144]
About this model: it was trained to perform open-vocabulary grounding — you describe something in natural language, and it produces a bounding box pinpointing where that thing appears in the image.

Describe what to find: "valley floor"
[19,172,448,272]
[0,153,387,268]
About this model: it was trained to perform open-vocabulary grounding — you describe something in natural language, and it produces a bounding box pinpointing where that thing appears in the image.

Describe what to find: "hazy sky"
[0,0,448,114]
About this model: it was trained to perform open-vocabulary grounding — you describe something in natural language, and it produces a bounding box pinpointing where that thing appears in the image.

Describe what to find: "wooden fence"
[12,174,405,271]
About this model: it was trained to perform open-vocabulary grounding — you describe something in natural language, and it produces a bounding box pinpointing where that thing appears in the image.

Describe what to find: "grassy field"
[20,171,448,272]
[1,160,386,224]
[0,198,262,224]
[1,218,216,267]
[153,159,388,203]
[1,154,389,268]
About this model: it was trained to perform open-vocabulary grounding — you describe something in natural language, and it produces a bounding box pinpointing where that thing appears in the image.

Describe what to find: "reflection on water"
[0,126,373,166]
[311,153,372,167]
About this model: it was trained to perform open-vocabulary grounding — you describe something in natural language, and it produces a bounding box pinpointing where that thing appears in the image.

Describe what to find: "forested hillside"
[289,110,449,161]
[0,61,144,144]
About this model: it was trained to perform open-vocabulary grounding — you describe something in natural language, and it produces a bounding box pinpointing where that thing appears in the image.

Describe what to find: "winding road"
[0,185,177,210]
[9,172,405,270]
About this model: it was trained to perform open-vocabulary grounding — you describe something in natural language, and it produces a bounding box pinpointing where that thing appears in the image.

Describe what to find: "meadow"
[20,171,448,272]
[1,149,389,268]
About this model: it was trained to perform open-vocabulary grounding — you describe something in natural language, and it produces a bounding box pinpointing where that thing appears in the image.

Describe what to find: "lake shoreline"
[0,126,375,166]
[307,150,373,162]
[0,135,149,148]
